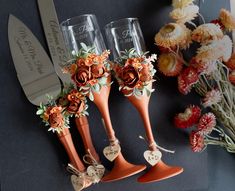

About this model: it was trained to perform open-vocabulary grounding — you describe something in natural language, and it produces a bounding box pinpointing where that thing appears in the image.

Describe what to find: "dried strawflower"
[202,61,217,76]
[229,70,235,85]
[197,113,216,135]
[158,53,183,77]
[172,0,195,9]
[225,53,235,70]
[190,131,205,152]
[219,8,235,31]
[210,19,225,30]
[203,89,222,107]
[174,105,201,128]
[218,35,233,62]
[170,5,199,24]
[178,67,199,94]
[178,75,191,94]
[195,40,222,63]
[192,23,224,44]
[155,23,192,49]
[190,57,208,73]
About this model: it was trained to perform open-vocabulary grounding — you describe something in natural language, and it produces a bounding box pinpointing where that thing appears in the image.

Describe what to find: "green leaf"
[93,83,100,92]
[134,88,142,97]
[36,109,44,115]
[89,91,94,101]
[80,43,88,51]
[99,77,107,85]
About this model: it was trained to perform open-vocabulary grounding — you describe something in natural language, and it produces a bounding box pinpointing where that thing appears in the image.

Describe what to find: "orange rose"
[49,112,64,128]
[67,101,85,115]
[91,64,106,78]
[67,89,85,103]
[120,65,140,88]
[72,65,91,87]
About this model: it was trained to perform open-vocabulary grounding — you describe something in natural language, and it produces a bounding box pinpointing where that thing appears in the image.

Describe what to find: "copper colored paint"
[92,75,146,182]
[75,116,100,162]
[123,83,183,183]
[57,128,86,172]
[101,153,146,182]
[138,161,183,183]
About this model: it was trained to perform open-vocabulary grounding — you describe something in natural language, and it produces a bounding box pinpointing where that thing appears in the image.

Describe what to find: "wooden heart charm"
[144,150,162,166]
[87,165,105,183]
[71,174,85,191]
[103,144,121,162]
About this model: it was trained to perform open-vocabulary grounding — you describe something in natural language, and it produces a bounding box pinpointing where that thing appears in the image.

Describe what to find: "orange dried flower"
[229,70,235,85]
[219,8,235,31]
[225,53,235,70]
[158,53,183,77]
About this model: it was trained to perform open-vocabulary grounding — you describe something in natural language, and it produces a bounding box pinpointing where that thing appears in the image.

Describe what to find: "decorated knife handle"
[75,116,100,162]
[57,128,86,172]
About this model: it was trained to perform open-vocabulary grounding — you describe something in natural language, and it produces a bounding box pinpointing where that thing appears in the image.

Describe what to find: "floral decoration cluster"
[112,48,157,97]
[155,0,235,152]
[37,85,88,133]
[64,43,111,101]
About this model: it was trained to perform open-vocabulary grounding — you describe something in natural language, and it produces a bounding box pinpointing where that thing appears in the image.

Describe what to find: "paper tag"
[71,174,85,191]
[144,150,162,166]
[103,144,121,161]
[87,165,105,183]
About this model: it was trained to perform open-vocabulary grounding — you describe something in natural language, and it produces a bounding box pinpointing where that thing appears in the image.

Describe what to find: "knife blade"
[8,14,87,172]
[37,0,101,162]
[8,14,61,105]
[37,0,71,84]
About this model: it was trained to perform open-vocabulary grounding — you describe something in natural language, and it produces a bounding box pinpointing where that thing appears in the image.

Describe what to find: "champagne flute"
[105,18,183,183]
[60,14,146,182]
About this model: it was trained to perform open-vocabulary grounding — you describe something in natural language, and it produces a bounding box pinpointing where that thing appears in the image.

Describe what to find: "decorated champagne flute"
[60,14,146,182]
[105,18,183,183]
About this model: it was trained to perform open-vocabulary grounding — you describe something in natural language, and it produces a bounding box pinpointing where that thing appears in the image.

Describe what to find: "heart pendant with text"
[71,174,85,191]
[87,164,105,183]
[103,144,121,162]
[143,150,162,166]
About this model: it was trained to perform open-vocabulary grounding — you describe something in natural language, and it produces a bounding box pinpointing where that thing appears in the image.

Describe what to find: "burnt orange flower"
[49,112,65,128]
[91,64,106,78]
[67,89,85,103]
[120,65,140,88]
[72,65,92,87]
[44,106,65,129]
[67,101,85,115]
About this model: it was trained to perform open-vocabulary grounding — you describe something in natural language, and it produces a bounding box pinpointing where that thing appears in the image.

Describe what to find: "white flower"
[170,5,199,24]
[203,89,222,107]
[196,42,222,63]
[218,35,233,62]
[172,0,195,8]
[202,61,217,75]
[145,54,157,63]
[192,23,224,44]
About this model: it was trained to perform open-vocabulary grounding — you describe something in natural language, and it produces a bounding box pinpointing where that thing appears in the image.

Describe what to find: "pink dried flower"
[203,89,222,107]
[190,131,205,152]
[178,67,199,94]
[197,113,216,135]
[202,61,217,75]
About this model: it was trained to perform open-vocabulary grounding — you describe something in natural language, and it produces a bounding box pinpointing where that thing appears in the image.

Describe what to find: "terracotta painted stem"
[75,116,100,162]
[93,76,116,141]
[57,128,86,172]
[126,94,157,151]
